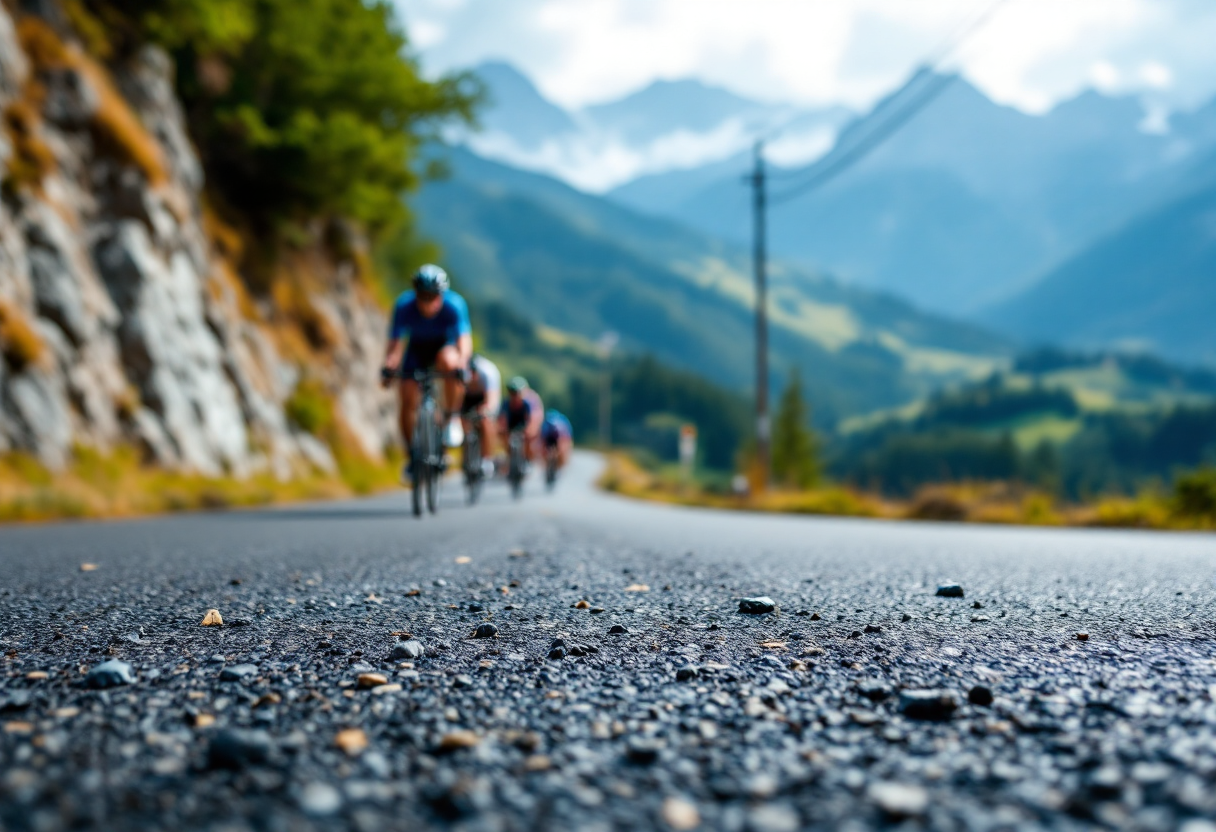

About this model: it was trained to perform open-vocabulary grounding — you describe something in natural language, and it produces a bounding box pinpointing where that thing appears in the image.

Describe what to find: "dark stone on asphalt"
[0,690,32,712]
[968,685,994,706]
[220,664,258,682]
[676,665,700,681]
[859,683,891,702]
[609,625,627,634]
[864,624,882,634]
[472,623,498,638]
[467,603,484,612]
[935,582,965,598]
[548,647,566,660]
[625,737,661,765]
[229,617,253,626]
[208,729,274,770]
[85,660,135,689]
[899,689,959,720]
[390,639,424,660]
[738,597,776,614]
[901,613,912,622]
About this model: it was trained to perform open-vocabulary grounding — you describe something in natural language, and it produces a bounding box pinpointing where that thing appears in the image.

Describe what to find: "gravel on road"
[2,453,1216,831]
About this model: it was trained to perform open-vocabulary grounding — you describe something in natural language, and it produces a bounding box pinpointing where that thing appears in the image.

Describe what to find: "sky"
[393,0,1216,116]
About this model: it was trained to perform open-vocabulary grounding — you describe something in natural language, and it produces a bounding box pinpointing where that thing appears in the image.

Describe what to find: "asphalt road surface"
[2,452,1216,832]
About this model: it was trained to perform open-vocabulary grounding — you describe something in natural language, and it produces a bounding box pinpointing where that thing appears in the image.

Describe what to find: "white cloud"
[396,0,1216,115]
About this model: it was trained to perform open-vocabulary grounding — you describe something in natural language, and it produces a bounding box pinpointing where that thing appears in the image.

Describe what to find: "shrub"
[1173,467,1216,522]
[84,0,480,239]
[284,377,332,435]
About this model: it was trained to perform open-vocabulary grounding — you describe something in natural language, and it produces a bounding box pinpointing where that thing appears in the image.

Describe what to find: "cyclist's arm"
[445,293,473,368]
[456,333,472,368]
[383,338,405,370]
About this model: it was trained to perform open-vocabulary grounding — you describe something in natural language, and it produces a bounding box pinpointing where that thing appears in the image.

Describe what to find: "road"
[2,452,1215,831]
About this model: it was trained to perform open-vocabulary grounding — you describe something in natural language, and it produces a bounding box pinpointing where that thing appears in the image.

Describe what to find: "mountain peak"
[471,60,577,148]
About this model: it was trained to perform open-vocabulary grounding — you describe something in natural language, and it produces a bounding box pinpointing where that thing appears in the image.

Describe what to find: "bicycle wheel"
[410,448,424,519]
[508,434,524,499]
[464,431,481,505]
[412,399,433,519]
[426,419,440,514]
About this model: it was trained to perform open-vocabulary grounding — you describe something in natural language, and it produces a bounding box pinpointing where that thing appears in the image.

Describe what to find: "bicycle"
[544,443,559,491]
[462,410,484,505]
[506,428,527,499]
[388,368,454,518]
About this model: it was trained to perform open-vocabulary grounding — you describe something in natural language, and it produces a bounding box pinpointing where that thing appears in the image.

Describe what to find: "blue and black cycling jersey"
[541,411,572,446]
[500,398,532,432]
[388,290,471,374]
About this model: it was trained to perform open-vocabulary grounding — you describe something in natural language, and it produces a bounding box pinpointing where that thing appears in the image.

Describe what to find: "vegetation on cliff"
[77,0,479,240]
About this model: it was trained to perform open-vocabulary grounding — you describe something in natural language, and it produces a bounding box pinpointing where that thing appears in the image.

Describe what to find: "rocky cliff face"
[0,5,395,477]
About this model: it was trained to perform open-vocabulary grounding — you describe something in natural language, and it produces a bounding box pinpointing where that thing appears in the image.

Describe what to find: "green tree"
[771,369,820,489]
[84,0,480,239]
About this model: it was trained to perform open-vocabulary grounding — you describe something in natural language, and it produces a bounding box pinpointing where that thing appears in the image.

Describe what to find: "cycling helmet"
[413,264,449,294]
[506,376,528,393]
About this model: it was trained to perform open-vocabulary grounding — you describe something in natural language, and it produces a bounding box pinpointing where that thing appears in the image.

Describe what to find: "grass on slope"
[0,445,403,523]
[600,453,1216,531]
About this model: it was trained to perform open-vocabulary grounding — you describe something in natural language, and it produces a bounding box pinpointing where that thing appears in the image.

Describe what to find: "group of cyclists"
[379,265,572,504]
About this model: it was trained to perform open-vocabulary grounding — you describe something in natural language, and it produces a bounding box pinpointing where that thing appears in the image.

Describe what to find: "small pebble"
[200,609,223,626]
[899,689,958,721]
[868,782,928,818]
[85,660,135,689]
[968,685,994,706]
[738,597,776,615]
[335,728,368,755]
[661,796,701,830]
[935,583,964,598]
[391,640,425,660]
[473,623,498,639]
[357,673,388,688]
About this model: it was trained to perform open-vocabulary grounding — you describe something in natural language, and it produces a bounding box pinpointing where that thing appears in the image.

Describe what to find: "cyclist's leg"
[435,346,466,416]
[477,406,494,458]
[557,435,572,468]
[398,378,421,454]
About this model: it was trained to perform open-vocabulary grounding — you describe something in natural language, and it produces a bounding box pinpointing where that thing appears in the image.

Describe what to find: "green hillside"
[409,147,1010,427]
[834,350,1216,496]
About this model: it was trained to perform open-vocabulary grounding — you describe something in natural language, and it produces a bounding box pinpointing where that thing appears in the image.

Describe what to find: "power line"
[743,0,1011,490]
[766,0,1010,204]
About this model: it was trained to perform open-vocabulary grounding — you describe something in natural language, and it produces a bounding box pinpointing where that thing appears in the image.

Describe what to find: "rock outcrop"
[0,6,395,476]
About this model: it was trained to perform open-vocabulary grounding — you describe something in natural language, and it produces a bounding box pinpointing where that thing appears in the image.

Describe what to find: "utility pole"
[751,140,770,490]
[597,331,618,449]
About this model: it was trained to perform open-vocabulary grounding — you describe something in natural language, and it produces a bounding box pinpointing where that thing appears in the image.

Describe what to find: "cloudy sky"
[394,0,1216,116]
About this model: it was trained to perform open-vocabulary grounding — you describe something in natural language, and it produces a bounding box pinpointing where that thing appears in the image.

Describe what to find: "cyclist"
[540,409,573,471]
[499,376,536,463]
[461,353,501,467]
[379,265,471,480]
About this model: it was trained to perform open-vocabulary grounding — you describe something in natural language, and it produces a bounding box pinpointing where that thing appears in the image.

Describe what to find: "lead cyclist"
[379,265,471,481]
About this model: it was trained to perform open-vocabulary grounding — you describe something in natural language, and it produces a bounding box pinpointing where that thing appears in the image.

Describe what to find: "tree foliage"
[84,0,479,237]
[771,369,820,489]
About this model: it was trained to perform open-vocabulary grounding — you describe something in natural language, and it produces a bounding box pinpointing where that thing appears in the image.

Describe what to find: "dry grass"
[0,300,47,372]
[2,95,56,194]
[599,454,883,518]
[600,453,1209,532]
[0,444,402,524]
[17,17,166,185]
[271,277,340,353]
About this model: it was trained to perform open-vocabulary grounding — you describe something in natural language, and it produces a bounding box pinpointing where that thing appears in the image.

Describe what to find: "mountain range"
[411,146,1009,427]
[465,62,1216,365]
[464,61,851,193]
